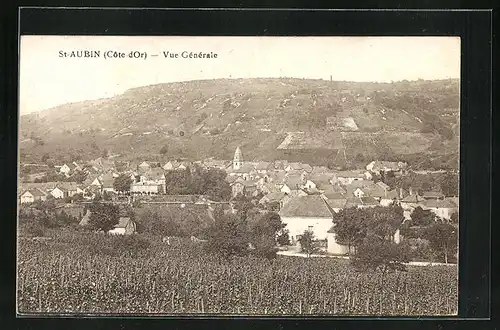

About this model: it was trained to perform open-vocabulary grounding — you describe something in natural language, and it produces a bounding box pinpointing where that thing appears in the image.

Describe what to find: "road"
[276,250,457,267]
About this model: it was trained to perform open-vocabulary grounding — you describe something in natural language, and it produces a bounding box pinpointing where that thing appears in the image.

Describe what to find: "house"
[202,159,231,170]
[279,195,334,243]
[144,168,166,186]
[137,194,204,204]
[163,160,188,171]
[108,217,136,235]
[131,182,162,195]
[421,191,445,200]
[323,198,347,213]
[326,226,351,255]
[310,166,332,174]
[258,192,289,210]
[89,157,115,172]
[82,176,102,190]
[400,192,425,210]
[26,172,47,182]
[50,187,65,199]
[20,188,47,204]
[258,181,279,195]
[333,170,366,185]
[379,188,406,206]
[99,173,115,193]
[345,196,379,209]
[227,163,255,178]
[344,180,378,197]
[285,162,313,173]
[59,163,73,176]
[56,182,82,197]
[230,178,258,197]
[270,160,288,171]
[306,174,334,191]
[254,162,272,173]
[420,198,458,220]
[321,184,346,199]
[280,175,305,194]
[366,160,407,175]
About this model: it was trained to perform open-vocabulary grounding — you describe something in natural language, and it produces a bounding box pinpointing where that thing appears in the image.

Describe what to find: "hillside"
[19,78,460,169]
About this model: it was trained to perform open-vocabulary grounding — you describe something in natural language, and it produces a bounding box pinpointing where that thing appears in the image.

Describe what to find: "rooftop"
[280,195,333,218]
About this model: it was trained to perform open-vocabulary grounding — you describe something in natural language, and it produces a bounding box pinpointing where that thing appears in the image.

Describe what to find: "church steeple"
[233,146,243,170]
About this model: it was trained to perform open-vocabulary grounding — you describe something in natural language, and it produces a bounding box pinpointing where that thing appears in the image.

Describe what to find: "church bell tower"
[233,146,243,170]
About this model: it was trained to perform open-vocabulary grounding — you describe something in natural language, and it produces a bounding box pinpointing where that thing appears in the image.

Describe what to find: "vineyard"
[17,229,458,315]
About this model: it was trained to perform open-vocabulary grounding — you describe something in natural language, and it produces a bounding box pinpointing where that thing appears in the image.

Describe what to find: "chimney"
[399,187,403,199]
[409,187,413,196]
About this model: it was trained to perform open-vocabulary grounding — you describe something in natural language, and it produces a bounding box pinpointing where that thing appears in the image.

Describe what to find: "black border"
[1,6,494,330]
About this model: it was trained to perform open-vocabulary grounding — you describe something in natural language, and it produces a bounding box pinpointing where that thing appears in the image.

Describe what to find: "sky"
[19,36,460,115]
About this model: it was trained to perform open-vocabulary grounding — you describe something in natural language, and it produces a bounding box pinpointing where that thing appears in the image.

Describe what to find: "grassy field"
[17,228,458,315]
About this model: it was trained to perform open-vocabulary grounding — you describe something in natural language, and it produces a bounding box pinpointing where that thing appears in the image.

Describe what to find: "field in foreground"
[17,229,458,315]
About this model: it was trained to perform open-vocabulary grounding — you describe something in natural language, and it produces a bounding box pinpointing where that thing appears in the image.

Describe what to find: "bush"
[352,235,410,273]
[19,221,45,237]
[87,234,151,258]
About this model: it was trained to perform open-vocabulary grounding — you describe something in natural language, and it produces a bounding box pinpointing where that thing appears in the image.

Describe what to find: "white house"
[279,195,334,243]
[333,170,366,185]
[131,182,161,195]
[326,226,351,255]
[20,188,47,204]
[59,164,72,176]
[366,160,407,175]
[50,187,65,199]
[420,199,458,220]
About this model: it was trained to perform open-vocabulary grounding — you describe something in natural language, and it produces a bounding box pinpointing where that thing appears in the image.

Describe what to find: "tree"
[88,202,119,232]
[331,207,369,254]
[246,211,283,258]
[424,222,457,264]
[160,145,169,155]
[41,153,50,164]
[411,206,435,226]
[205,213,250,258]
[113,174,132,194]
[135,209,181,237]
[366,205,404,241]
[276,228,290,246]
[298,230,319,257]
[200,168,232,201]
[102,191,112,201]
[450,211,459,224]
[440,173,459,197]
[352,235,410,274]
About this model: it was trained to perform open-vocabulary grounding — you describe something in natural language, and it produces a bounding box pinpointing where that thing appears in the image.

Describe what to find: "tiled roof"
[229,163,255,173]
[421,191,445,199]
[322,192,346,200]
[57,182,79,191]
[25,188,46,197]
[324,198,347,209]
[283,175,305,188]
[420,199,457,209]
[401,194,424,203]
[260,192,287,203]
[280,195,333,218]
[335,170,366,178]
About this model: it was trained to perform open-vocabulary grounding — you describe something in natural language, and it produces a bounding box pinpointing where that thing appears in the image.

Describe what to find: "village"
[18,145,459,256]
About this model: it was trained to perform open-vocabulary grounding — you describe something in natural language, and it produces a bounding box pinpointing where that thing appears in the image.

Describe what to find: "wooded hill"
[20,78,459,169]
